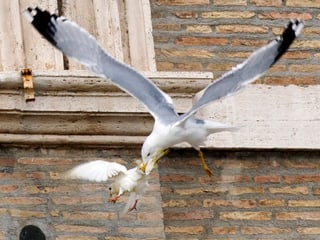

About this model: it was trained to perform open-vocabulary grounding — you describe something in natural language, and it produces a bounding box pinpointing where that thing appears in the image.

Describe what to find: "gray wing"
[23,7,178,124]
[177,19,304,124]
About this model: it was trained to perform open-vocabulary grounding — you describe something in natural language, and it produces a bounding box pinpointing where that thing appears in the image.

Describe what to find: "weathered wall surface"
[159,149,320,239]
[151,0,320,85]
[0,147,165,240]
[1,147,320,239]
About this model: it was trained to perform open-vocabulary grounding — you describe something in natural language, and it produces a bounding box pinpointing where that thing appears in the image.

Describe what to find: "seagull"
[24,7,304,176]
[66,160,148,213]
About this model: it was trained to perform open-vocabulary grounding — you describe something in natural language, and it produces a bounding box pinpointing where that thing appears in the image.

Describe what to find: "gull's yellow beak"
[140,162,147,172]
[144,148,170,174]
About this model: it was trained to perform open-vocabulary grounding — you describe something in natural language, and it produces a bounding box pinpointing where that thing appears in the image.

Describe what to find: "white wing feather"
[67,160,127,182]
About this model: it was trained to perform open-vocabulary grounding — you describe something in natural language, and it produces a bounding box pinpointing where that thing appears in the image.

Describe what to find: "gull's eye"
[147,153,151,157]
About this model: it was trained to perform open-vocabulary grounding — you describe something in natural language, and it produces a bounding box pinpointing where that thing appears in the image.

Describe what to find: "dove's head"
[108,183,119,196]
[141,139,169,175]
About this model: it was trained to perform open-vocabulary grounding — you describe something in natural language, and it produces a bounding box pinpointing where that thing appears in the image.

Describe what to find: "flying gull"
[24,7,304,176]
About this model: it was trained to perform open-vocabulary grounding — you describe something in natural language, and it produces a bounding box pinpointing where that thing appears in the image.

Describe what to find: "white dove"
[66,160,148,213]
[24,8,304,176]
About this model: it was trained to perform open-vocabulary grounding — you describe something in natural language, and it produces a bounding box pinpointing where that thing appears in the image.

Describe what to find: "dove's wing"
[23,7,178,124]
[67,160,127,182]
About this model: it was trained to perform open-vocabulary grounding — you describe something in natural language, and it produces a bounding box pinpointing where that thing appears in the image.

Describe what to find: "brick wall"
[0,147,165,240]
[151,0,320,85]
[159,149,320,239]
[1,147,320,239]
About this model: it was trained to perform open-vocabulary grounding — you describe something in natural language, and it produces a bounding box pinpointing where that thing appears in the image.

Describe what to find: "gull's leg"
[128,199,139,212]
[198,149,213,177]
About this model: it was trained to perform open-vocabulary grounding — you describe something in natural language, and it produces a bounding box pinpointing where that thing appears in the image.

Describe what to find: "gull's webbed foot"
[198,150,213,177]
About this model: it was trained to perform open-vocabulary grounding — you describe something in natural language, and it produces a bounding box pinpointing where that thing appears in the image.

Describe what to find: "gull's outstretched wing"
[66,160,127,182]
[23,7,178,124]
[178,20,304,124]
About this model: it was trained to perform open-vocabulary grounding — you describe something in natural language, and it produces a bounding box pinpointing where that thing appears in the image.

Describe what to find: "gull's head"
[142,141,169,174]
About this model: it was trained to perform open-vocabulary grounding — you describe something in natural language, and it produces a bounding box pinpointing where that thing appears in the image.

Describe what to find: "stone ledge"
[0,70,319,149]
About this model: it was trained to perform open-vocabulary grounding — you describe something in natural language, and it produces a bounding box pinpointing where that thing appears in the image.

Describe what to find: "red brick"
[54,224,106,233]
[284,175,320,183]
[259,12,312,20]
[214,160,261,169]
[231,39,268,47]
[160,174,194,182]
[276,212,320,221]
[18,158,72,165]
[313,188,320,195]
[212,226,238,235]
[137,211,164,221]
[118,226,164,235]
[206,63,234,72]
[297,227,320,235]
[283,160,320,168]
[0,171,46,180]
[198,174,251,184]
[62,211,116,220]
[165,226,204,235]
[156,62,174,70]
[203,199,256,208]
[254,175,281,183]
[263,76,319,86]
[259,199,285,207]
[217,51,251,58]
[216,25,269,34]
[0,185,19,193]
[175,62,203,70]
[175,36,228,46]
[156,0,209,5]
[214,0,247,5]
[0,197,47,205]
[229,187,264,195]
[287,0,320,7]
[202,11,255,19]
[269,186,308,195]
[162,199,202,208]
[175,11,198,19]
[250,0,282,6]
[159,48,214,58]
[282,51,311,59]
[56,236,97,240]
[153,23,181,31]
[52,196,104,205]
[289,64,320,73]
[241,226,290,234]
[304,27,320,35]
[220,211,272,221]
[293,40,320,49]
[288,200,320,207]
[8,209,46,218]
[0,158,16,167]
[175,186,229,195]
[164,210,213,220]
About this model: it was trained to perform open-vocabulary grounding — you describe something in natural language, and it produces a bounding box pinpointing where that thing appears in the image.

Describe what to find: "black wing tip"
[23,7,59,46]
[273,19,304,63]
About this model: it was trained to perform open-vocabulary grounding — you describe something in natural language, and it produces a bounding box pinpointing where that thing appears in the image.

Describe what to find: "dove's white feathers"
[66,160,148,213]
[67,160,127,182]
